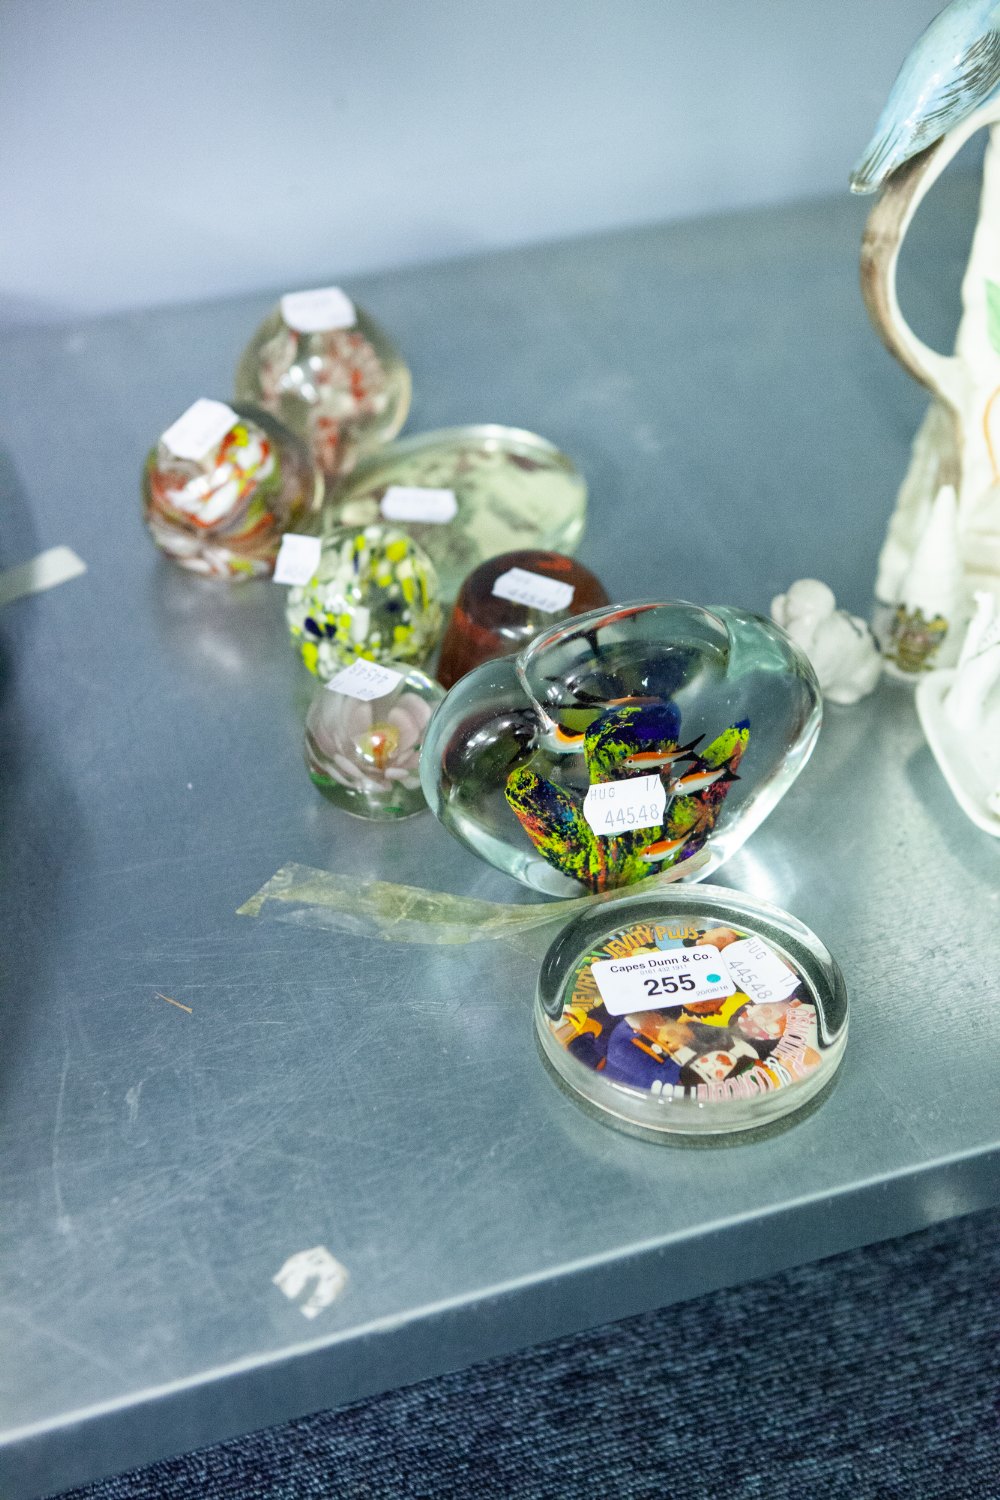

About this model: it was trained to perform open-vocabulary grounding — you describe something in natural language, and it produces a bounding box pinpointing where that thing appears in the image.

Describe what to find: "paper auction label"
[380,486,458,524]
[491,567,574,613]
[161,399,237,462]
[722,936,800,1003]
[325,659,403,701]
[583,774,666,837]
[273,533,322,585]
[281,286,357,333]
[592,945,736,1018]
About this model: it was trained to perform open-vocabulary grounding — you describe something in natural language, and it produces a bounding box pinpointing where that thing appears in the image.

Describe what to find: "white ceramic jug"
[862,100,1000,672]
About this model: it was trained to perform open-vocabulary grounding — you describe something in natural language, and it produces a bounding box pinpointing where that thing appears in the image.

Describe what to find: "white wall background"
[0,0,943,324]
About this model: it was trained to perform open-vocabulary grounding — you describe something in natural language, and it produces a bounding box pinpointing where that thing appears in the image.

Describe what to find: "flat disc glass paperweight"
[535,885,848,1139]
[328,425,588,601]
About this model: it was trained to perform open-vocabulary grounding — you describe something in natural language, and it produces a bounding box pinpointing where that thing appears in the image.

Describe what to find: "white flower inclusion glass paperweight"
[305,660,444,819]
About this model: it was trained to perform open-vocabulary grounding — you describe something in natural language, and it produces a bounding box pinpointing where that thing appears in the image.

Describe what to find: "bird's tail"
[851,108,917,195]
[850,123,909,194]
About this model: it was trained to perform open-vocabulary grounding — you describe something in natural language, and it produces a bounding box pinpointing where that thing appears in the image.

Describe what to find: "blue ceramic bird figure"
[851,0,1000,193]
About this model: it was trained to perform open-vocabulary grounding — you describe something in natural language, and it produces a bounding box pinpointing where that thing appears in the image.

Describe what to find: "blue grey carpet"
[55,1207,1000,1499]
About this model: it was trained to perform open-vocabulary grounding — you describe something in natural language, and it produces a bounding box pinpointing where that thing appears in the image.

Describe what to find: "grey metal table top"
[2,175,998,1500]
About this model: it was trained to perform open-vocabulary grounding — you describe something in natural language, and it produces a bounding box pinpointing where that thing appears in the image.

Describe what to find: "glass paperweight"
[142,398,320,580]
[286,522,442,678]
[234,287,411,480]
[421,600,821,897]
[535,885,848,1139]
[329,425,588,601]
[437,549,610,688]
[304,658,444,819]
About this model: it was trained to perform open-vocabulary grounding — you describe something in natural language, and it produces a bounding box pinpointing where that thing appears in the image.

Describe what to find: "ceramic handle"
[860,105,997,413]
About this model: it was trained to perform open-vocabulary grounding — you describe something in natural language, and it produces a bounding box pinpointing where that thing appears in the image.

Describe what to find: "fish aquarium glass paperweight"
[142,398,320,580]
[420,600,821,896]
[286,522,442,677]
[305,658,444,819]
[437,549,610,688]
[234,287,411,480]
[328,425,588,601]
[535,885,848,1139]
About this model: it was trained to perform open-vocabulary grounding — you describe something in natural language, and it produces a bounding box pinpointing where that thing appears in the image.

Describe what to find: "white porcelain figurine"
[854,0,1000,675]
[915,590,1000,833]
[770,580,882,705]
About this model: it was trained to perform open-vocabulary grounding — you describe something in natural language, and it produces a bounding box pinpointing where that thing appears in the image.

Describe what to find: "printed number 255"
[643,975,695,996]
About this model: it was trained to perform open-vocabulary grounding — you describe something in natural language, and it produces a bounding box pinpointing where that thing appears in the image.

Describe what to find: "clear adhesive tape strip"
[237,850,710,954]
[0,546,87,607]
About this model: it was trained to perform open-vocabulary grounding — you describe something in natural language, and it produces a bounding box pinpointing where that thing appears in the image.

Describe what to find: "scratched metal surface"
[2,176,999,1500]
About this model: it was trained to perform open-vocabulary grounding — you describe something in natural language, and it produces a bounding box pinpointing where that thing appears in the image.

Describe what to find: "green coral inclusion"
[504,709,749,894]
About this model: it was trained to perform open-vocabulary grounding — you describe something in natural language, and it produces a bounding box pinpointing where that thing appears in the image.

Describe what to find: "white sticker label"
[161,398,237,462]
[723,936,800,1003]
[326,658,403,701]
[592,946,736,1018]
[583,774,667,837]
[491,567,575,614]
[379,486,458,525]
[280,286,356,333]
[273,533,322,585]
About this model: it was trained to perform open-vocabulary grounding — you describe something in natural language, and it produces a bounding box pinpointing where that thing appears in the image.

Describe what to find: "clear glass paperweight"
[234,288,411,479]
[535,885,848,1138]
[329,425,588,601]
[421,600,821,896]
[437,549,610,688]
[304,659,444,819]
[142,399,320,580]
[286,522,442,678]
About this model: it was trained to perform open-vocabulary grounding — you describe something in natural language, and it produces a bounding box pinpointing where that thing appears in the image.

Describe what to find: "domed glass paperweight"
[437,549,610,688]
[234,287,411,479]
[421,600,821,896]
[329,425,588,601]
[286,522,442,678]
[305,658,444,819]
[535,885,848,1138]
[142,398,320,580]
